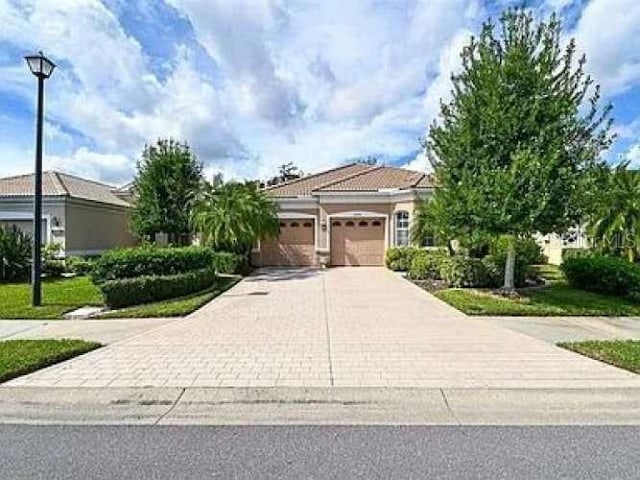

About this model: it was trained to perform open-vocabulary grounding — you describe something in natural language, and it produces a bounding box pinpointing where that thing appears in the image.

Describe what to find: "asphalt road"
[1,425,639,479]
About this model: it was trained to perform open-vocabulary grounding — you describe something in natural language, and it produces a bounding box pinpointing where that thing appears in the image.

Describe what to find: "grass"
[529,263,565,284]
[0,339,100,383]
[96,276,240,318]
[0,277,103,320]
[558,340,640,374]
[434,283,640,316]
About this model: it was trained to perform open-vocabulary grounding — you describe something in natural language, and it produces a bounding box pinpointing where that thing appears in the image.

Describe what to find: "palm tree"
[191,181,280,255]
[589,164,640,262]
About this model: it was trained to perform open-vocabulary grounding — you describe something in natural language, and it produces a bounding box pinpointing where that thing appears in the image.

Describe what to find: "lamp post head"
[25,51,56,79]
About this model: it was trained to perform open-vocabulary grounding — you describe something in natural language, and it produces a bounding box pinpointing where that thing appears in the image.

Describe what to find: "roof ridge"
[50,171,70,196]
[312,164,382,192]
[52,170,118,189]
[263,163,362,191]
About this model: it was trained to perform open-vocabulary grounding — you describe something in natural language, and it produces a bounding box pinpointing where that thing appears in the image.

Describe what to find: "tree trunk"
[503,235,516,291]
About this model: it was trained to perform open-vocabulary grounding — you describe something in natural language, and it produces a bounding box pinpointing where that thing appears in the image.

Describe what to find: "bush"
[42,243,64,278]
[212,251,250,275]
[66,256,94,276]
[100,268,217,308]
[0,226,31,283]
[562,248,592,262]
[386,247,422,271]
[92,246,215,283]
[439,255,489,288]
[487,236,542,287]
[562,256,640,298]
[407,250,449,280]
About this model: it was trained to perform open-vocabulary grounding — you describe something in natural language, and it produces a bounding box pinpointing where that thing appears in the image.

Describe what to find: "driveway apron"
[5,268,640,388]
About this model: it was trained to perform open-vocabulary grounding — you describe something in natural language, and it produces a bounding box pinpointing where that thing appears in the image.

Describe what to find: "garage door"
[330,218,385,266]
[0,219,47,244]
[260,219,315,266]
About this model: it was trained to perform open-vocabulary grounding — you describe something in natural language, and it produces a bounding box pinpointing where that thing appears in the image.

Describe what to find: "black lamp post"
[25,52,56,307]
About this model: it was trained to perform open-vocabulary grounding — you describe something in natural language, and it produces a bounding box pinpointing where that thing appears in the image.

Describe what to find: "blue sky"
[1,0,639,185]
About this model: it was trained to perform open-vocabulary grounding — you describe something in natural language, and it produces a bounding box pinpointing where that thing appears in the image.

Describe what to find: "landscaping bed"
[433,284,640,316]
[558,340,640,374]
[97,276,240,318]
[0,339,100,383]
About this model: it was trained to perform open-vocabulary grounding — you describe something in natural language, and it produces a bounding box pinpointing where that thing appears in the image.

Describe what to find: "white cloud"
[572,0,640,95]
[46,147,134,185]
[624,143,640,169]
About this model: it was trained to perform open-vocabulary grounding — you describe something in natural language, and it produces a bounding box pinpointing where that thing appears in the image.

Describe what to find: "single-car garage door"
[330,218,385,266]
[260,219,315,266]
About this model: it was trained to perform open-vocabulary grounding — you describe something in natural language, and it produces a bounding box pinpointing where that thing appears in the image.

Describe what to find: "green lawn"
[559,340,640,374]
[434,283,640,316]
[0,277,103,320]
[529,264,565,284]
[0,339,100,383]
[97,276,240,319]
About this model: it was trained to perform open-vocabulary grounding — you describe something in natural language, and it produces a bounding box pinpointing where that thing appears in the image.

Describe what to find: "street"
[1,425,639,479]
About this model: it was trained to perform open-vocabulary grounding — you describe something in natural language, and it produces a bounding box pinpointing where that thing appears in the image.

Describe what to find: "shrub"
[42,243,65,278]
[487,236,542,287]
[386,247,422,271]
[407,250,448,280]
[66,256,94,276]
[480,255,503,287]
[562,248,591,262]
[0,226,31,283]
[100,268,217,308]
[562,256,640,298]
[212,251,250,275]
[439,255,489,288]
[92,246,215,283]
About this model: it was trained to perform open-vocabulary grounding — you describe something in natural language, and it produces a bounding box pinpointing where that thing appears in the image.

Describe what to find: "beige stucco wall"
[64,199,136,255]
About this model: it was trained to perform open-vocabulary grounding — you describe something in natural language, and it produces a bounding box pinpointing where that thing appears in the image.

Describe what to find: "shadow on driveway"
[244,268,323,283]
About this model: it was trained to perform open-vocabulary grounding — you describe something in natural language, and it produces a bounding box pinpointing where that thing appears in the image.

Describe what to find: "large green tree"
[427,8,614,290]
[588,163,640,262]
[191,180,279,255]
[130,139,203,245]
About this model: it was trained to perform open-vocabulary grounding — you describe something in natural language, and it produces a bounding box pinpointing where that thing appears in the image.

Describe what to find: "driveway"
[6,268,640,388]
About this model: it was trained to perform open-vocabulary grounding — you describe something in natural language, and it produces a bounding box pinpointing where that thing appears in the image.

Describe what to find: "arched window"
[332,221,342,227]
[395,211,410,247]
[290,221,299,227]
[372,220,382,227]
[358,221,368,227]
[303,222,312,228]
[345,221,355,227]
[279,222,286,228]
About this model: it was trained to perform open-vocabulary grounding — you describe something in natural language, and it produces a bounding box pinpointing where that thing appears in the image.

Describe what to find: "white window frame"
[394,211,410,247]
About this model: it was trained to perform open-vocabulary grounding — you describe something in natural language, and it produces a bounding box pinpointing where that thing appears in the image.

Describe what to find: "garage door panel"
[260,220,315,266]
[330,218,384,266]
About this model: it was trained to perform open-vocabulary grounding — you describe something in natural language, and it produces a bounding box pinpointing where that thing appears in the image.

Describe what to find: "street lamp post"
[25,52,56,307]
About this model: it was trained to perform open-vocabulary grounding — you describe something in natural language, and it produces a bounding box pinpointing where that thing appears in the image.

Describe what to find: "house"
[253,163,433,267]
[0,171,136,256]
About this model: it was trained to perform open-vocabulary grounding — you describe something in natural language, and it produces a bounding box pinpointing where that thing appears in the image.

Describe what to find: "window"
[345,221,355,227]
[395,211,410,247]
[279,222,286,228]
[303,222,312,228]
[290,221,299,227]
[358,221,368,227]
[422,230,437,247]
[372,220,382,227]
[332,221,342,227]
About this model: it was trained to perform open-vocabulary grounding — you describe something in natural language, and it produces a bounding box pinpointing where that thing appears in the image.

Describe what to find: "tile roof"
[265,163,371,197]
[265,163,433,197]
[0,171,131,207]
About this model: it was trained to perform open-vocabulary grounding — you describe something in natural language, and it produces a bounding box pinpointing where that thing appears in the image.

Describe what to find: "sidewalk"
[1,387,639,425]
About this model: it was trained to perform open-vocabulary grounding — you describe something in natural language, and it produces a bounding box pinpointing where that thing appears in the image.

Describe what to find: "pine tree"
[427,8,614,290]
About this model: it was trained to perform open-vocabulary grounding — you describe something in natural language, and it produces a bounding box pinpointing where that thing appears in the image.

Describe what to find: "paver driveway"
[6,268,640,388]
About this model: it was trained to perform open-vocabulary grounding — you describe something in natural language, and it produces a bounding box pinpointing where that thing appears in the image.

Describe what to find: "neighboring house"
[0,171,136,256]
[254,163,433,267]
[537,226,591,265]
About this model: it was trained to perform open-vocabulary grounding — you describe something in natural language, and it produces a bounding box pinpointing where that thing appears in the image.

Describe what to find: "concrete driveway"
[6,268,640,388]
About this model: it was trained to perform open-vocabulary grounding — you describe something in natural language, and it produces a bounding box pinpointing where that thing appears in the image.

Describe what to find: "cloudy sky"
[1,0,639,186]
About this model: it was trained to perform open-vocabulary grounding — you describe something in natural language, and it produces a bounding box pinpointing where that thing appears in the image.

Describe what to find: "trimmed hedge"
[407,250,448,280]
[100,268,217,308]
[92,246,215,283]
[385,247,422,271]
[212,252,250,275]
[440,256,489,288]
[562,256,640,298]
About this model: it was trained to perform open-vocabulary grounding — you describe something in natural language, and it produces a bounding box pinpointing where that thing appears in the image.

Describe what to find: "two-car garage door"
[330,218,385,266]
